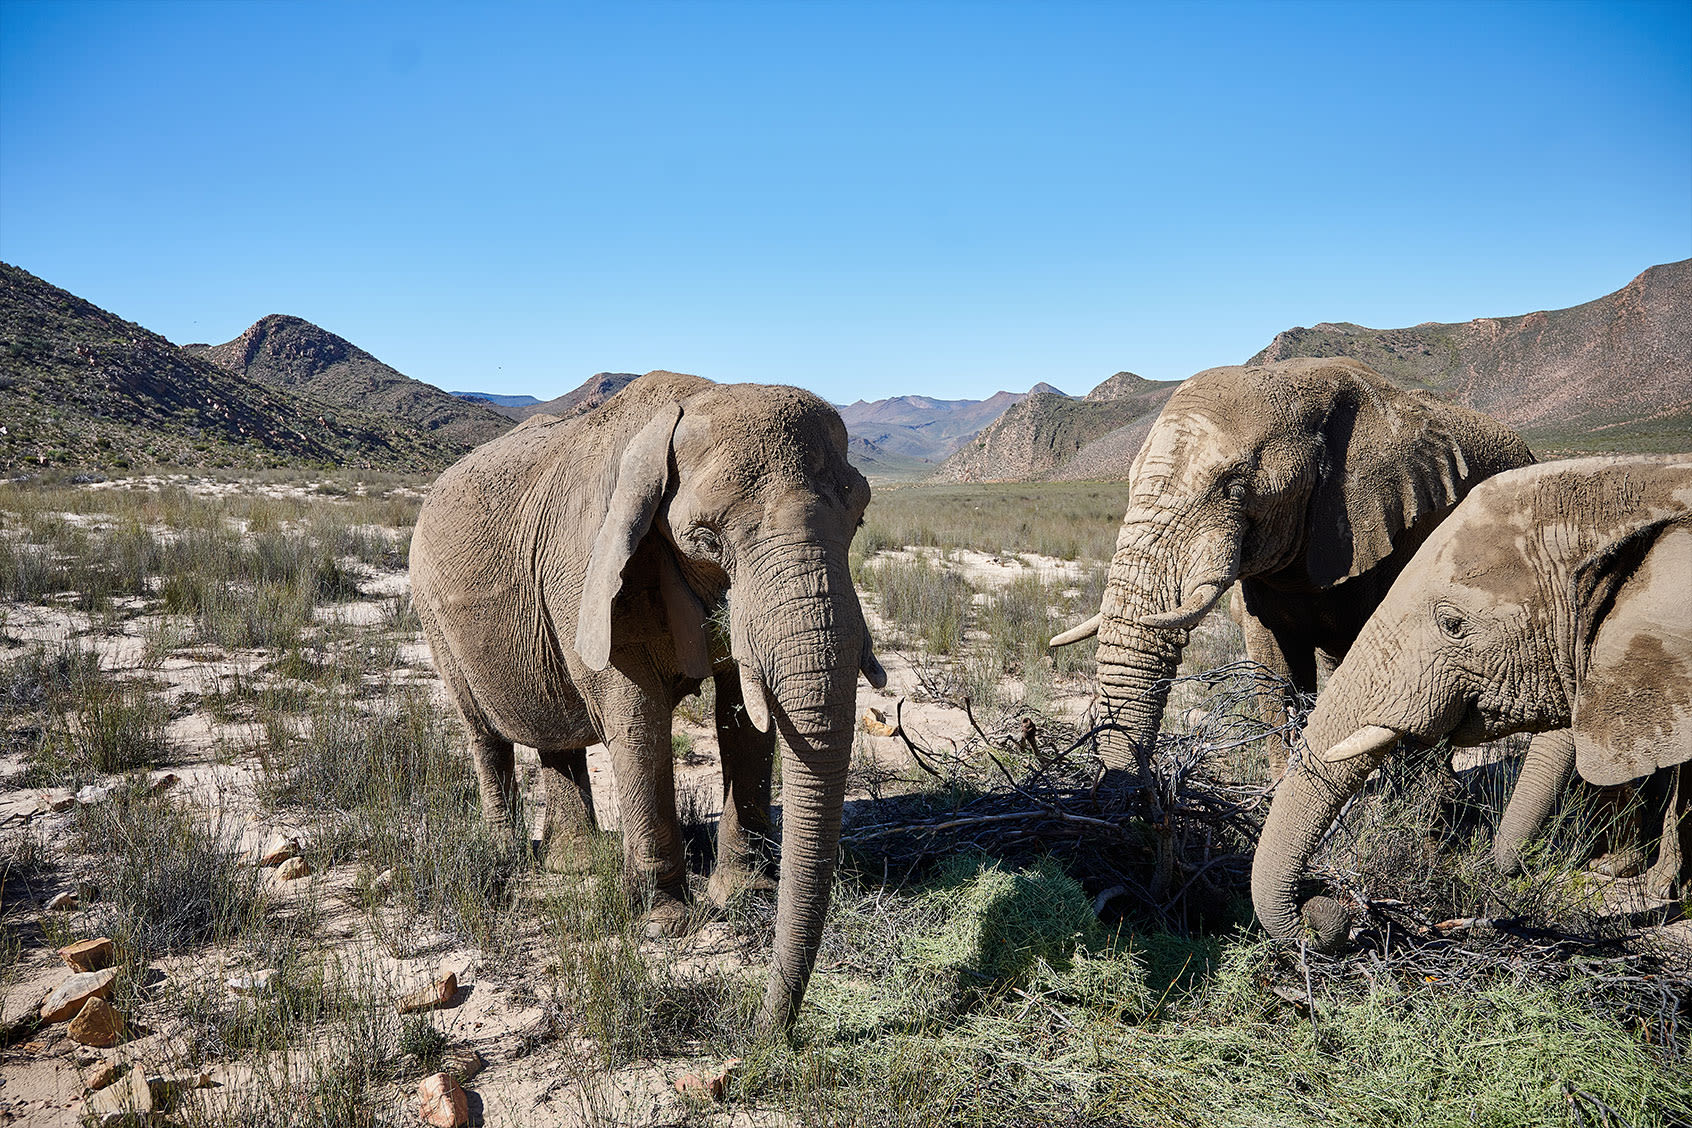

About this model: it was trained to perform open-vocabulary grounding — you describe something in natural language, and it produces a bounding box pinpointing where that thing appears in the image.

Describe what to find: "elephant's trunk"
[734,541,863,1033]
[1251,642,1405,941]
[1494,729,1576,876]
[1092,516,1240,773]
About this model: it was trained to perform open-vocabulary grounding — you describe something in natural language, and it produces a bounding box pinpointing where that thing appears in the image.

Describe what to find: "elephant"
[409,371,886,1032]
[1252,455,1692,946]
[1049,357,1534,780]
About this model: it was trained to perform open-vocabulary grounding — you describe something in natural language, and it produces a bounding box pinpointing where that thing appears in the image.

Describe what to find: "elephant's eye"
[1435,604,1469,639]
[1223,476,1249,502]
[688,526,723,559]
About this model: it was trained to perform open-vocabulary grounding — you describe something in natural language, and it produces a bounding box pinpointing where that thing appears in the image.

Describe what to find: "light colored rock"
[82,1060,122,1092]
[83,1063,151,1123]
[67,997,123,1047]
[227,968,279,995]
[397,972,457,1014]
[59,937,115,972]
[417,1071,470,1127]
[75,783,115,805]
[257,833,298,866]
[40,788,76,813]
[275,856,312,881]
[444,1047,486,1082]
[47,890,79,911]
[372,867,397,892]
[860,708,896,737]
[41,968,117,1023]
[674,1058,741,1101]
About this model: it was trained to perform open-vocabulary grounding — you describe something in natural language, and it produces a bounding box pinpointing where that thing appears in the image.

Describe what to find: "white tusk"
[738,662,771,733]
[1137,580,1226,630]
[1048,613,1102,648]
[1319,725,1400,763]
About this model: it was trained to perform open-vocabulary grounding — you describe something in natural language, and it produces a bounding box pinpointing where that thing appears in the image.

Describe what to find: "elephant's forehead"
[1413,498,1539,601]
[1137,409,1234,473]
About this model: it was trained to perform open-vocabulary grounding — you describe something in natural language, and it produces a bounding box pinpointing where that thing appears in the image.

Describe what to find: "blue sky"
[2,1,1688,403]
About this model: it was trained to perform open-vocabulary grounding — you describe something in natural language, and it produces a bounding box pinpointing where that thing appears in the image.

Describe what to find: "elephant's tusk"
[1319,725,1400,763]
[1048,613,1101,648]
[739,662,772,733]
[1137,580,1227,630]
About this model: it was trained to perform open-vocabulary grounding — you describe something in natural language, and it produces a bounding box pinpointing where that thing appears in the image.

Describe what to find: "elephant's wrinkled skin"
[1254,456,1692,945]
[410,372,885,1032]
[1052,357,1533,780]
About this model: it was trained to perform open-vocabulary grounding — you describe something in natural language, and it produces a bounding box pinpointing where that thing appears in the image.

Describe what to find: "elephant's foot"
[1298,896,1351,952]
[1588,847,1647,879]
[540,833,597,875]
[705,861,778,907]
[642,891,691,938]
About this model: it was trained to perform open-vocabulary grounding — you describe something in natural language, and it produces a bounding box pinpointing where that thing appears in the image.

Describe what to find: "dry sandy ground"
[0,531,1092,1127]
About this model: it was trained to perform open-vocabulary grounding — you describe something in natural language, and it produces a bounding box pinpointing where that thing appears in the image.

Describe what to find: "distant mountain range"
[4,258,1682,478]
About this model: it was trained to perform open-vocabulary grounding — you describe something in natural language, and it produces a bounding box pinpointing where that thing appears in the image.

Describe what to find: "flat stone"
[82,1060,122,1092]
[75,783,115,805]
[60,937,116,972]
[257,833,299,866]
[41,968,117,1023]
[47,891,79,911]
[372,867,397,892]
[444,1047,485,1082]
[67,997,123,1047]
[40,788,76,813]
[397,972,457,1014]
[84,1063,151,1123]
[274,856,311,881]
[417,1071,469,1127]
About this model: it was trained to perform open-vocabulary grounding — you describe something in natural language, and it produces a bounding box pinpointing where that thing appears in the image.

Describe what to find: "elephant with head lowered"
[1050,357,1534,779]
[409,371,886,1033]
[1253,456,1692,946]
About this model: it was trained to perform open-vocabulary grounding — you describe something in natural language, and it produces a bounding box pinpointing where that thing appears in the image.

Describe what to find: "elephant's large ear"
[575,404,683,671]
[1305,383,1487,589]
[1569,522,1692,786]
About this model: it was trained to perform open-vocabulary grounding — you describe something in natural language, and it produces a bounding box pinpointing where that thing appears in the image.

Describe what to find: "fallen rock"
[82,1060,122,1092]
[674,1058,741,1101]
[75,783,116,805]
[39,788,76,813]
[41,968,118,1023]
[227,968,279,996]
[147,772,180,794]
[275,856,312,881]
[372,867,397,893]
[417,1071,470,1127]
[59,937,116,972]
[860,708,896,738]
[67,997,123,1047]
[47,890,79,911]
[257,833,299,866]
[84,1063,151,1123]
[444,1046,486,1082]
[397,972,458,1014]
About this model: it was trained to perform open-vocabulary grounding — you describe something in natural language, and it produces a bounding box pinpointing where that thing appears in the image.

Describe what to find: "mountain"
[936,374,1180,482]
[502,372,642,421]
[844,435,936,482]
[0,263,472,472]
[1248,259,1692,453]
[837,384,1068,466]
[187,315,512,450]
[454,391,541,408]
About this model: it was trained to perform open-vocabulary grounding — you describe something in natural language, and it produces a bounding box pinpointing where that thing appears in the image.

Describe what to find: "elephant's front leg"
[600,679,691,934]
[707,668,778,906]
[469,732,523,840]
[538,747,599,873]
[1237,593,1315,782]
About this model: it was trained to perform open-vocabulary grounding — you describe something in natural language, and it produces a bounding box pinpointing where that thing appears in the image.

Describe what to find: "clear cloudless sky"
[2,0,1688,403]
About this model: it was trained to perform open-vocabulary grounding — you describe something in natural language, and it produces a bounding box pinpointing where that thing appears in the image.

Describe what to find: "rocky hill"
[936,373,1179,482]
[0,263,473,472]
[454,391,541,409]
[837,383,1069,465]
[187,315,512,450]
[1249,259,1692,453]
[502,372,642,421]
